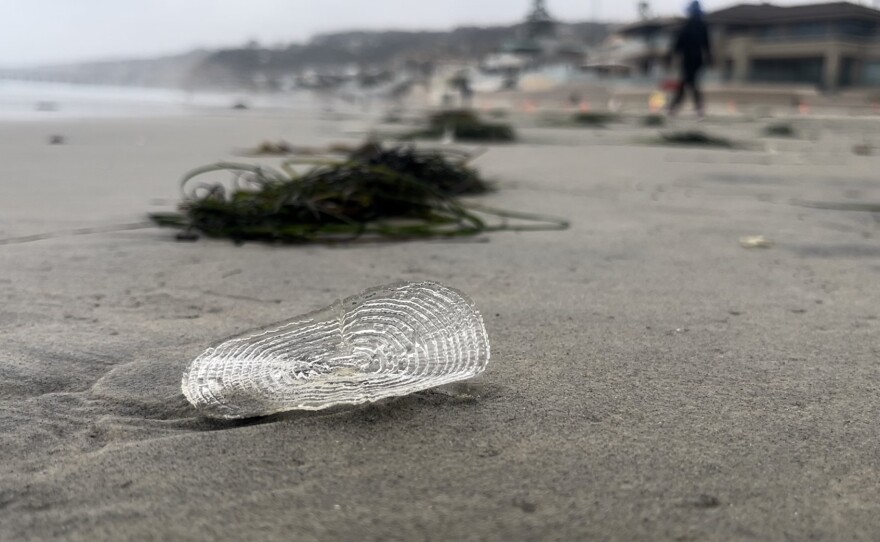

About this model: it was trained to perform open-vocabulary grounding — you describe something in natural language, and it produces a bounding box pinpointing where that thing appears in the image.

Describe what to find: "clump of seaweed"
[642,114,666,127]
[245,140,295,156]
[382,110,405,124]
[149,142,565,243]
[572,112,618,127]
[342,142,493,196]
[401,110,516,142]
[763,122,796,138]
[853,143,874,156]
[660,130,736,148]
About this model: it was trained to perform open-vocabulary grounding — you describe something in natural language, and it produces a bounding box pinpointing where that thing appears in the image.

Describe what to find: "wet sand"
[2,110,880,541]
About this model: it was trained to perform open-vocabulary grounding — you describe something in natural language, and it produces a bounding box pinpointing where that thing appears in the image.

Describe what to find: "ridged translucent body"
[182,282,490,419]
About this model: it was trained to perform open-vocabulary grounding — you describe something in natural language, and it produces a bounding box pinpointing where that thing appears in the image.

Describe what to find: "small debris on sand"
[740,235,774,249]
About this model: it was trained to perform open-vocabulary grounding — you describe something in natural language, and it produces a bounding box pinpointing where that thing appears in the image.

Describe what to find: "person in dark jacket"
[668,1,712,117]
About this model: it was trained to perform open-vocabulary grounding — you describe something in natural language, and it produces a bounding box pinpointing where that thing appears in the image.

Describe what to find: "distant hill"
[0,51,210,88]
[1,22,611,89]
[190,22,611,88]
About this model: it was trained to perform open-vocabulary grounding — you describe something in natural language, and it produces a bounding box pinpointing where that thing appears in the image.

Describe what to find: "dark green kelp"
[660,130,737,148]
[150,142,565,244]
[401,110,516,143]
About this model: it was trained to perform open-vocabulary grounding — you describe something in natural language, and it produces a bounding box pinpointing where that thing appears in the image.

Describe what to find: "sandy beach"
[2,108,880,540]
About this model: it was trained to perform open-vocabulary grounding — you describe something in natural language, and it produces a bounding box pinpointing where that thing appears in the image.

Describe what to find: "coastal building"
[481,0,589,90]
[590,1,880,92]
[496,0,585,59]
[710,2,880,91]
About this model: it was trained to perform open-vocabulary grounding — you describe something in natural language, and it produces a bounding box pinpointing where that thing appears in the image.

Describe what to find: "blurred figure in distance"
[667,1,712,118]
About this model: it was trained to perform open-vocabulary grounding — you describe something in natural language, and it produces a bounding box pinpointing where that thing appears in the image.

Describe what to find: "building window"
[837,20,875,39]
[864,60,880,86]
[789,22,829,38]
[750,58,824,85]
[757,26,784,40]
[840,58,856,88]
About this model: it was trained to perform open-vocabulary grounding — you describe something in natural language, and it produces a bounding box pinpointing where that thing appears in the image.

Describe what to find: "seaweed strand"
[150,143,567,243]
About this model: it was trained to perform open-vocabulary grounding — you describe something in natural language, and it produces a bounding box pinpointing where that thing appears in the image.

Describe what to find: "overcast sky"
[0,0,861,66]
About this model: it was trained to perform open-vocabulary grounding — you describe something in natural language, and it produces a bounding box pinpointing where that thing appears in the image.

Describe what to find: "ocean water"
[0,80,315,120]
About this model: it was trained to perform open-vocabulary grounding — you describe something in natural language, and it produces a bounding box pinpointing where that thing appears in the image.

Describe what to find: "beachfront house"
[590,1,880,92]
[710,2,880,91]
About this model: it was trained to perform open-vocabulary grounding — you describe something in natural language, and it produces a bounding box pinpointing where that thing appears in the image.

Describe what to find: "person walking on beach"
[668,1,712,117]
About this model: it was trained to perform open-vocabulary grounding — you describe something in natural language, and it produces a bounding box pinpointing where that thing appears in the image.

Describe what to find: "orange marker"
[649,91,666,113]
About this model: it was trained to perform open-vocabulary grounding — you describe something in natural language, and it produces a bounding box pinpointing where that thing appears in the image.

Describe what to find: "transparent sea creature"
[182,282,490,419]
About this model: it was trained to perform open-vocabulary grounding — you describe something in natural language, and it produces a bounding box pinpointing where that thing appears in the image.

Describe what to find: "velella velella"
[182,282,490,419]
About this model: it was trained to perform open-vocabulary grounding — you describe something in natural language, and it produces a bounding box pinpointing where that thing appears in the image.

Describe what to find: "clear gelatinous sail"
[182,282,491,419]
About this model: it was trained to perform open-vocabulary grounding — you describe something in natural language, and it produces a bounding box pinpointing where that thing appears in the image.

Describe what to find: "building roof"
[618,17,683,36]
[709,2,880,25]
